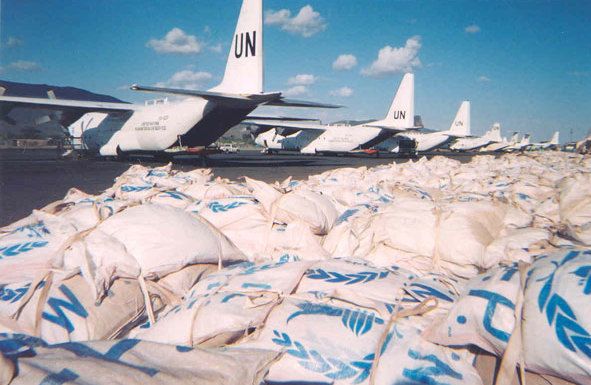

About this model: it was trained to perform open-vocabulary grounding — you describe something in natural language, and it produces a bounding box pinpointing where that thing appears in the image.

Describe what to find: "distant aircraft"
[375,101,471,153]
[481,131,519,152]
[247,73,416,154]
[0,0,337,158]
[450,122,503,151]
[524,131,560,151]
[503,133,531,152]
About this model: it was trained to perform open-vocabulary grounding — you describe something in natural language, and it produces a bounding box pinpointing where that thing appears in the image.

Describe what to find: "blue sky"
[1,0,590,141]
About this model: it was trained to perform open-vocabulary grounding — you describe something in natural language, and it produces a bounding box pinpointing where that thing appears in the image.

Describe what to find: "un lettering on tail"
[211,0,263,94]
[448,101,471,137]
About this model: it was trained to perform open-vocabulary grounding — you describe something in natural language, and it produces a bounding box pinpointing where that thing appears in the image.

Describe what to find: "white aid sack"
[423,263,522,355]
[559,174,591,245]
[366,197,437,258]
[484,227,552,265]
[297,258,408,306]
[523,248,591,384]
[323,206,372,258]
[195,198,270,258]
[113,178,159,202]
[272,190,338,235]
[265,220,331,261]
[181,182,246,201]
[424,249,591,384]
[372,322,483,385]
[63,229,140,299]
[244,177,282,213]
[135,260,312,346]
[55,189,128,231]
[2,274,146,343]
[436,201,512,277]
[145,190,194,209]
[155,263,217,298]
[0,211,79,284]
[95,204,245,278]
[1,334,279,385]
[241,295,390,385]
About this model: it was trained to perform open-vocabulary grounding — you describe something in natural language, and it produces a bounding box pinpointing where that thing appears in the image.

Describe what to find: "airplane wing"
[131,84,341,109]
[264,98,341,109]
[243,119,328,131]
[0,95,137,113]
[0,95,138,127]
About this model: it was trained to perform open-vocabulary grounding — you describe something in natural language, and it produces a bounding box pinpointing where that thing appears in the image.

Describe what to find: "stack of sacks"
[324,196,550,278]
[1,151,590,385]
[0,201,246,343]
[134,257,483,385]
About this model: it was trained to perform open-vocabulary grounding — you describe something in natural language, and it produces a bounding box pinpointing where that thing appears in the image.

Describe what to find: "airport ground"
[0,148,481,227]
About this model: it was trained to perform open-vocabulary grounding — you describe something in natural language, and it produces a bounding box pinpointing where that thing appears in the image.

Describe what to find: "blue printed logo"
[287,301,384,336]
[305,268,389,285]
[536,250,591,358]
[0,241,49,259]
[208,201,248,213]
[272,330,373,384]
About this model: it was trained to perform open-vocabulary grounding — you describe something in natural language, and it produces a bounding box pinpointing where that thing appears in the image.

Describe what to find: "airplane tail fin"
[550,131,559,145]
[210,0,263,94]
[447,101,470,136]
[487,122,502,142]
[510,132,519,143]
[414,115,423,128]
[382,73,414,128]
[521,134,531,145]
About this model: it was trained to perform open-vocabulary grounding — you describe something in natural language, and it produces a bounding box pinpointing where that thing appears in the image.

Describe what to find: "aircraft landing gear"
[115,146,129,161]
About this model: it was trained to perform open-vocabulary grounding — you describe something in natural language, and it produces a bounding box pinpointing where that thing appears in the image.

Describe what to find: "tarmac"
[0,148,477,227]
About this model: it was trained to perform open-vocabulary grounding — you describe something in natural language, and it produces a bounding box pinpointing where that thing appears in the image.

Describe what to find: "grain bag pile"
[1,152,590,384]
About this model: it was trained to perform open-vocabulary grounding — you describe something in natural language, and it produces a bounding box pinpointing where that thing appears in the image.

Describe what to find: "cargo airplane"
[247,73,416,154]
[524,131,559,151]
[450,122,504,151]
[0,0,337,158]
[480,131,519,152]
[375,101,470,153]
[503,133,531,152]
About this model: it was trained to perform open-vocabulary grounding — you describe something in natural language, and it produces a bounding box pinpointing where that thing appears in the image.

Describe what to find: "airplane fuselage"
[450,136,494,151]
[300,124,384,154]
[377,131,451,152]
[254,129,321,152]
[74,97,256,156]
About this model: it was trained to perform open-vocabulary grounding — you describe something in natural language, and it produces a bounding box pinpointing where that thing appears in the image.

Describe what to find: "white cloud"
[361,36,422,77]
[332,54,357,71]
[155,70,213,89]
[146,28,202,54]
[287,74,317,86]
[465,24,481,34]
[208,43,223,53]
[5,37,22,48]
[329,87,353,97]
[265,5,327,37]
[5,60,41,71]
[283,85,309,97]
[478,75,491,82]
